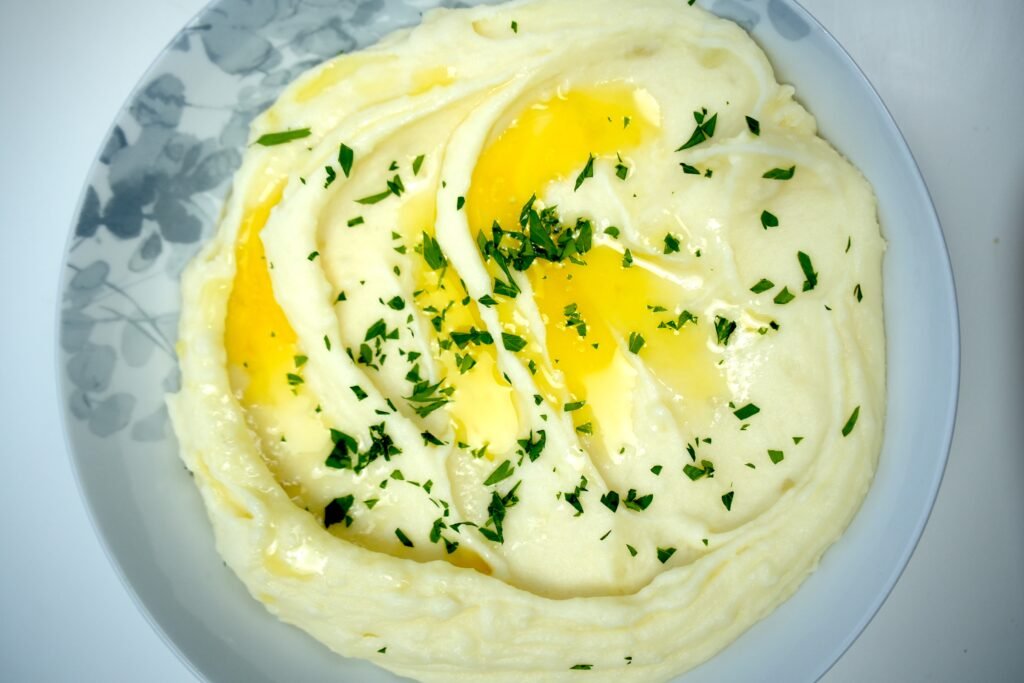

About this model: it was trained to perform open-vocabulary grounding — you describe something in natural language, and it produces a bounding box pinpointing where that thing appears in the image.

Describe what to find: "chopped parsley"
[773,287,795,305]
[615,156,629,180]
[564,400,586,412]
[622,249,634,268]
[563,303,588,337]
[798,251,818,291]
[600,491,620,512]
[350,385,368,400]
[338,143,354,177]
[842,406,861,437]
[676,108,718,151]
[478,481,521,544]
[750,278,775,293]
[732,403,760,420]
[511,20,519,33]
[663,233,681,254]
[412,153,425,175]
[574,154,595,191]
[714,316,737,346]
[721,491,734,511]
[484,460,515,486]
[456,195,465,211]
[325,423,401,473]
[746,115,760,136]
[628,332,645,354]
[680,162,701,175]
[657,546,677,563]
[683,460,715,480]
[761,210,779,229]
[570,664,593,671]
[501,332,527,352]
[347,216,364,227]
[623,488,654,511]
[394,528,414,548]
[763,165,796,180]
[854,283,863,302]
[405,379,454,417]
[255,128,311,146]
[323,495,355,528]
[420,232,447,271]
[626,544,638,557]
[768,449,785,464]
[518,429,547,462]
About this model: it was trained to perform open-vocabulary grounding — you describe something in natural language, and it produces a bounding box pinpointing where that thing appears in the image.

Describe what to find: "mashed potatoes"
[169,0,886,679]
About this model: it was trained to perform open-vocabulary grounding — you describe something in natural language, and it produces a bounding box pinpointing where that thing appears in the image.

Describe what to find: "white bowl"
[57,0,959,680]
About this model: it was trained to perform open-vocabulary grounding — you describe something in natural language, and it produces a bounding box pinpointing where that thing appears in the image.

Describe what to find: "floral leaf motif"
[67,343,116,393]
[99,126,127,165]
[293,17,356,57]
[128,232,163,273]
[102,189,145,239]
[767,0,810,40]
[75,186,102,237]
[60,310,95,354]
[88,393,136,438]
[129,74,186,128]
[122,322,157,368]
[201,24,276,74]
[181,148,241,194]
[131,405,169,442]
[154,195,203,244]
[68,261,110,304]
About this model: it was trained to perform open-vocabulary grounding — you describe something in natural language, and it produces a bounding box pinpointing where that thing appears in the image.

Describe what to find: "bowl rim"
[54,1,961,681]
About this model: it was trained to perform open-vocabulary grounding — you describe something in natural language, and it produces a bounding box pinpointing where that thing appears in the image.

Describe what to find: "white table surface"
[1,0,1021,680]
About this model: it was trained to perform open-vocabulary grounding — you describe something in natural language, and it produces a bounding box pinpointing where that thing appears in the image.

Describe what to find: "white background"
[1,0,1021,680]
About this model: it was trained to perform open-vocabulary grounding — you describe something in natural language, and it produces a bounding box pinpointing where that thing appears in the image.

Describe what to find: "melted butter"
[464,84,722,448]
[224,179,296,405]
[292,53,396,103]
[402,191,519,454]
[466,83,659,233]
[530,247,724,448]
[410,65,456,95]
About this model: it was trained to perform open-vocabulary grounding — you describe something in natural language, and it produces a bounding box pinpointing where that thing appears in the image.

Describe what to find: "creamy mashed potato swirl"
[169,0,886,680]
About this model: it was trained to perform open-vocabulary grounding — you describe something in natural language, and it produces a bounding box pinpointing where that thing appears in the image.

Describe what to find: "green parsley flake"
[412,153,425,176]
[626,544,638,557]
[768,449,785,464]
[733,403,760,420]
[854,283,863,302]
[574,154,595,191]
[564,400,586,412]
[714,316,737,346]
[842,406,860,437]
[750,278,775,293]
[338,143,354,177]
[763,165,796,180]
[570,664,593,670]
[622,249,634,268]
[657,546,677,563]
[721,491,734,511]
[761,210,779,229]
[484,460,515,486]
[680,162,701,175]
[501,332,527,352]
[663,233,681,254]
[628,332,645,354]
[394,528,414,548]
[511,20,519,33]
[347,216,364,227]
[773,287,795,305]
[798,251,818,291]
[255,128,311,146]
[676,108,718,151]
[746,115,760,135]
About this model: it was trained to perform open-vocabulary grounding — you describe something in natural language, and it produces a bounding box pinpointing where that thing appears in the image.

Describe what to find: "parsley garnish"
[683,460,715,480]
[394,528,414,548]
[325,423,400,473]
[842,406,860,437]
[763,166,796,180]
[478,481,521,543]
[622,249,634,268]
[501,332,527,352]
[574,154,595,191]
[350,385,368,400]
[721,491,734,511]
[623,488,653,511]
[680,162,701,175]
[412,153,425,176]
[564,400,586,412]
[676,108,718,150]
[456,195,465,210]
[563,303,588,337]
[286,373,304,386]
[570,664,593,670]
[323,495,355,528]
[714,316,737,346]
[626,544,637,557]
[657,546,677,563]
[854,283,863,302]
[773,287,795,305]
[338,143,354,177]
[600,491,620,512]
[750,278,775,293]
[255,128,311,146]
[405,379,454,417]
[768,449,785,464]
[347,216,364,227]
[628,332,645,354]
[761,210,779,229]
[733,403,760,420]
[663,233,681,254]
[615,156,629,180]
[484,460,515,486]
[356,189,392,205]
[746,116,760,136]
[420,232,447,271]
[517,430,546,462]
[798,251,818,291]
[511,20,518,33]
